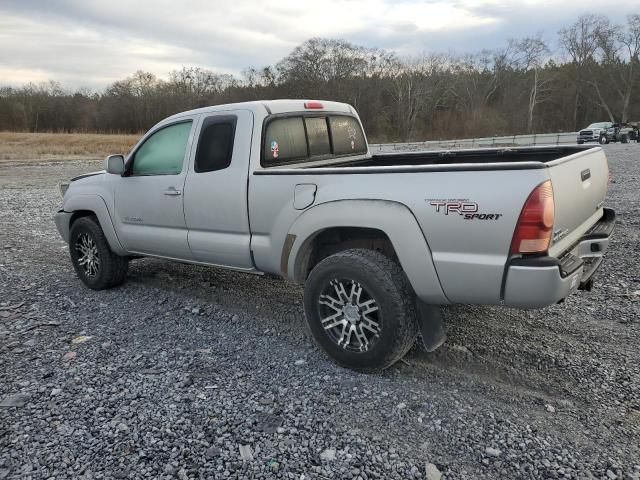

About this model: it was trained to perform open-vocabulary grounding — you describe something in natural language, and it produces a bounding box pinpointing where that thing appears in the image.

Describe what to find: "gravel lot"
[1,145,638,479]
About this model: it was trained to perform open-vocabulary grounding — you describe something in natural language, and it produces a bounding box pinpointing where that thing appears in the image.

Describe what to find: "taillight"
[510,180,555,255]
[304,101,324,109]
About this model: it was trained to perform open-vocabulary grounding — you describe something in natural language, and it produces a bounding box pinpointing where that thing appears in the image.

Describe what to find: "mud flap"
[416,300,446,352]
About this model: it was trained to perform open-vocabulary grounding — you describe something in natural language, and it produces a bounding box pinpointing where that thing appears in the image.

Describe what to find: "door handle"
[163,188,182,196]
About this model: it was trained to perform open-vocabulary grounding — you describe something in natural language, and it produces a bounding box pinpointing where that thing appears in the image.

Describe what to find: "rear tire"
[621,134,629,144]
[69,216,128,290]
[303,249,419,372]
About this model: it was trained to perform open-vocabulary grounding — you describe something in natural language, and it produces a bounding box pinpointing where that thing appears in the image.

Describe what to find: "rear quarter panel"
[249,167,549,304]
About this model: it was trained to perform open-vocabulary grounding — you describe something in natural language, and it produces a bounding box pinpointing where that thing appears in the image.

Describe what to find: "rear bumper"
[502,208,615,308]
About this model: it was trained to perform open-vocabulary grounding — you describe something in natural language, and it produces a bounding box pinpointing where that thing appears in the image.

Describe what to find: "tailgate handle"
[581,169,591,182]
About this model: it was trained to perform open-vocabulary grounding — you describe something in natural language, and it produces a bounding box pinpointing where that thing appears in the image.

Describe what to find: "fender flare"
[285,199,449,305]
[62,194,127,255]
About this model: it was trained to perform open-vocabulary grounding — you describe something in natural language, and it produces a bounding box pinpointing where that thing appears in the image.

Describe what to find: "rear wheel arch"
[295,226,398,282]
[285,199,449,305]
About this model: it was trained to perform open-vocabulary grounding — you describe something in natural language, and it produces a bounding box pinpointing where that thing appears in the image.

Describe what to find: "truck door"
[183,110,255,270]
[114,118,196,259]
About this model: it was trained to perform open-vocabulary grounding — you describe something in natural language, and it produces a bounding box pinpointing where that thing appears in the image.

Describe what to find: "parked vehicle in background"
[603,123,639,144]
[577,122,613,144]
[54,100,616,372]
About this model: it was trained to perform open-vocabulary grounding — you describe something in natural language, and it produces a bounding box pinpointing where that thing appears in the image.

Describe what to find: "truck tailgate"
[547,147,609,257]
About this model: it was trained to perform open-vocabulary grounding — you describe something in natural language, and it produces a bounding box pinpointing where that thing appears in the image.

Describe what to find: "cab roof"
[165,99,354,122]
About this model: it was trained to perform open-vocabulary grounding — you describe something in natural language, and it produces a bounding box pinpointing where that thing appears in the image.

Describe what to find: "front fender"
[285,199,449,305]
[59,194,127,255]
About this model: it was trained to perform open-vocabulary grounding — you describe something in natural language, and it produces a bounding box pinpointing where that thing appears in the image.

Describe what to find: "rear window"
[329,116,367,155]
[305,117,331,157]
[264,117,307,164]
[262,114,366,167]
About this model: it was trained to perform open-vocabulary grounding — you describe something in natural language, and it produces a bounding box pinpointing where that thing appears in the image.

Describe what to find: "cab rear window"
[264,117,307,163]
[262,114,366,167]
[305,117,331,157]
[329,116,367,155]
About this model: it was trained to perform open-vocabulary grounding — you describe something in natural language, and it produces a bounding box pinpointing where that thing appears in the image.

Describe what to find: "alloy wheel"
[75,232,100,278]
[317,279,381,352]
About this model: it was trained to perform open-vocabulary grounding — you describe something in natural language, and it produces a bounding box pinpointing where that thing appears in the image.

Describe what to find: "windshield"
[587,122,612,129]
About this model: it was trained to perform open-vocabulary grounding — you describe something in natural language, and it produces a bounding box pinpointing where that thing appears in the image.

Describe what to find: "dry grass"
[0,131,141,162]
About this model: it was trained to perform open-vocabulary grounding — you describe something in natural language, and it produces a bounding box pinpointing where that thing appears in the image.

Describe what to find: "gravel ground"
[0,145,639,479]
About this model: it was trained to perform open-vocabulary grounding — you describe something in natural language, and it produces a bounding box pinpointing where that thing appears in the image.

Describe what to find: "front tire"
[303,249,419,372]
[69,216,128,290]
[599,134,609,145]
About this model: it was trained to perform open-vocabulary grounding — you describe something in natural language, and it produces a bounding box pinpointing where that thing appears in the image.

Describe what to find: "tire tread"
[304,248,419,372]
[70,216,128,290]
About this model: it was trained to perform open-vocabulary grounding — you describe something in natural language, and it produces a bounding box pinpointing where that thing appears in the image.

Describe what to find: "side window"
[132,121,192,175]
[329,116,367,155]
[195,116,236,173]
[263,117,307,165]
[305,117,331,157]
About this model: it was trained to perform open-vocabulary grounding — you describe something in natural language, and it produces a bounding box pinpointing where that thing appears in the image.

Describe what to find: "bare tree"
[558,14,608,126]
[594,14,640,122]
[510,35,554,132]
[383,54,450,140]
[450,49,510,127]
[169,67,235,97]
[276,38,370,98]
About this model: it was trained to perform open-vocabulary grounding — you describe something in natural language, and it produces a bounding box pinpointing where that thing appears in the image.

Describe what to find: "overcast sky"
[0,0,631,90]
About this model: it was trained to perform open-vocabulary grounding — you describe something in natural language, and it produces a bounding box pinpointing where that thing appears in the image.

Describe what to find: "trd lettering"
[430,200,502,220]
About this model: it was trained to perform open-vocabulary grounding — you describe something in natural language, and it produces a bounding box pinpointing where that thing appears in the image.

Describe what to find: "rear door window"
[195,116,236,173]
[329,116,367,155]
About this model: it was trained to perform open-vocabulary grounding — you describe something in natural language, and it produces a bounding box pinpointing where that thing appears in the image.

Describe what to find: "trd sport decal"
[427,199,503,220]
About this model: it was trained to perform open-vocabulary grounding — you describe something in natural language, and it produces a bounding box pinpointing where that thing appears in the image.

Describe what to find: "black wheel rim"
[317,278,381,352]
[75,232,100,278]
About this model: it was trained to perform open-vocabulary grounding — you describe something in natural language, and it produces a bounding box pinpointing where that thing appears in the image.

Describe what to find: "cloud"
[0,0,632,89]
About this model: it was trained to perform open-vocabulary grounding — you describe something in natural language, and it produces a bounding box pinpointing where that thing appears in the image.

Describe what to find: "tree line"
[0,13,638,141]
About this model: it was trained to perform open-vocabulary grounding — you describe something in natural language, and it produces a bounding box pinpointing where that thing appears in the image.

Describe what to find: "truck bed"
[334,145,594,168]
[252,143,609,305]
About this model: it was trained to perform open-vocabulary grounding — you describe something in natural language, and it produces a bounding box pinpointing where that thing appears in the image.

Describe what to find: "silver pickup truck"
[55,100,615,371]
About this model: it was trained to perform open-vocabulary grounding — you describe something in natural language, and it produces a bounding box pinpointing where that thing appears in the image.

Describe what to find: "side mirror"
[105,154,125,175]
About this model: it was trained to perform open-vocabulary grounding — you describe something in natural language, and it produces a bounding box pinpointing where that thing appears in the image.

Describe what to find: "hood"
[70,170,106,182]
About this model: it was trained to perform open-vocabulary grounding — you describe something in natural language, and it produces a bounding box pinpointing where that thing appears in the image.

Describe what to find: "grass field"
[0,131,140,162]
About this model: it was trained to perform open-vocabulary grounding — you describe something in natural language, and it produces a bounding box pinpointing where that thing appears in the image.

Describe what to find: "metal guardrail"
[370,132,579,153]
